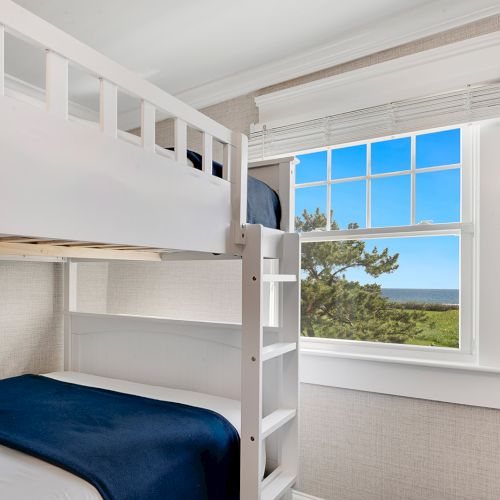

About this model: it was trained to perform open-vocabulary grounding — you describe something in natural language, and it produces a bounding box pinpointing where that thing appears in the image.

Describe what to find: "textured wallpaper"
[105,260,242,323]
[0,262,63,379]
[299,384,500,500]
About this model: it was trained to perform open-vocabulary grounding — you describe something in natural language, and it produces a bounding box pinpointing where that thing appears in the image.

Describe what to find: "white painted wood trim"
[262,342,297,362]
[300,349,500,410]
[202,132,213,174]
[262,471,295,500]
[174,118,187,165]
[67,311,256,400]
[292,490,324,500]
[141,100,155,153]
[69,310,282,334]
[45,50,68,118]
[232,133,249,242]
[300,222,465,242]
[261,408,296,439]
[99,79,117,137]
[263,274,296,283]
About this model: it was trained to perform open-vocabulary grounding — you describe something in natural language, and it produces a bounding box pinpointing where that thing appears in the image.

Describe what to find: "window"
[295,127,473,355]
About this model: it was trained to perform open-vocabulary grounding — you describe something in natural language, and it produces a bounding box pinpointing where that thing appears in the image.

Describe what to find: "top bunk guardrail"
[0,0,248,254]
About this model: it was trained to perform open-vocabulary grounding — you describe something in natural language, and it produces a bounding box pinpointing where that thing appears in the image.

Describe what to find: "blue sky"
[295,129,461,289]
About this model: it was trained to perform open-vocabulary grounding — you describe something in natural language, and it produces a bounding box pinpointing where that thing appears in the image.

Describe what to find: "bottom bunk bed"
[0,225,300,500]
[0,371,247,500]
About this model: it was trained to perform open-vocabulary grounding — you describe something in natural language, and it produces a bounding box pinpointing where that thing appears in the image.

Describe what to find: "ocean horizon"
[381,288,459,305]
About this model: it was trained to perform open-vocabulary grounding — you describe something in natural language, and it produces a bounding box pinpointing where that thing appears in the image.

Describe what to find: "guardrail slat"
[141,100,155,152]
[45,50,68,118]
[99,79,117,137]
[175,118,187,165]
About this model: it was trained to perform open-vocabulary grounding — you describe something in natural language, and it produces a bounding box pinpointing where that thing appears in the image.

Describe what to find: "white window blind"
[249,82,500,160]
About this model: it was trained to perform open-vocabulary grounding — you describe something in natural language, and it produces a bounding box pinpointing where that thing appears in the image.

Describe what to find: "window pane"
[331,181,366,229]
[416,128,460,169]
[371,175,411,227]
[295,186,327,230]
[301,235,459,347]
[416,169,460,223]
[372,137,411,174]
[331,144,366,179]
[296,151,327,184]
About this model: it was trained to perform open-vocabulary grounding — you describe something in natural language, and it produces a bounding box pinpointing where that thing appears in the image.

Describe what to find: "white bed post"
[232,133,248,245]
[46,50,68,118]
[63,261,78,371]
[0,24,4,97]
[100,79,118,138]
[241,224,264,500]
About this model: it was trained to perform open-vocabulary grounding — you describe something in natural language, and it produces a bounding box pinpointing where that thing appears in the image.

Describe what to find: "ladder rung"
[262,408,296,439]
[262,342,297,361]
[261,468,296,500]
[262,274,297,283]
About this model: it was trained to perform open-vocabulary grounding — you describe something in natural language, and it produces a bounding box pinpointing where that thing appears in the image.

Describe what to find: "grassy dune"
[402,308,459,348]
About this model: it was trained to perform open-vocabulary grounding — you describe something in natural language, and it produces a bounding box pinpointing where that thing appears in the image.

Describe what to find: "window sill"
[300,347,500,409]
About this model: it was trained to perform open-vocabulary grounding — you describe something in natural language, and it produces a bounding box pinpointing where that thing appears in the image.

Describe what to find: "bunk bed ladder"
[241,224,300,500]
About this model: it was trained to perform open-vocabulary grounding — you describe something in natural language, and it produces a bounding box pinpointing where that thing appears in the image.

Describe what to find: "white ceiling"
[8,0,500,111]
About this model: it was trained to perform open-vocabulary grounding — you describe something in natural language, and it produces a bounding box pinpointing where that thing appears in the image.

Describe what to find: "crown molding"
[255,30,500,106]
[175,0,500,110]
[252,30,500,130]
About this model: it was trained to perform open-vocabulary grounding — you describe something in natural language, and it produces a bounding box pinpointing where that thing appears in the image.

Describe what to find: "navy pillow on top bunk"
[169,148,282,230]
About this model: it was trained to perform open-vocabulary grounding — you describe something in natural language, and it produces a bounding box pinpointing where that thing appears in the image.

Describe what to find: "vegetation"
[297,209,459,347]
[399,309,459,348]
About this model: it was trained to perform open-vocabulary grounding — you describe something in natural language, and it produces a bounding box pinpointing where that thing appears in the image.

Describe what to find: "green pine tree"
[297,209,426,343]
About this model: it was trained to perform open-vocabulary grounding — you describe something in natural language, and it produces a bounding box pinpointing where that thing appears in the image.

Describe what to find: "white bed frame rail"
[0,0,247,255]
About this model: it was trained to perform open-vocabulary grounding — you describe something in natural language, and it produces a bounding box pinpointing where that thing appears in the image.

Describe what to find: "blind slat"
[249,83,500,159]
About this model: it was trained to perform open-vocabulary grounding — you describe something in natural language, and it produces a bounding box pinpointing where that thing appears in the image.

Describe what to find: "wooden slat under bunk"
[0,236,167,261]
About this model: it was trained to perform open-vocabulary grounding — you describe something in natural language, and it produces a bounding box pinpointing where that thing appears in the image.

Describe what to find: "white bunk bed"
[0,2,300,500]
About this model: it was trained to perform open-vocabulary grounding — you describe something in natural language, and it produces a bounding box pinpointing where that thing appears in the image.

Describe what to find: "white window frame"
[296,124,476,366]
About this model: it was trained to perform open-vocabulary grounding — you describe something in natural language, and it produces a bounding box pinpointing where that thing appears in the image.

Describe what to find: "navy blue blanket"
[172,149,281,229]
[0,375,240,500]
